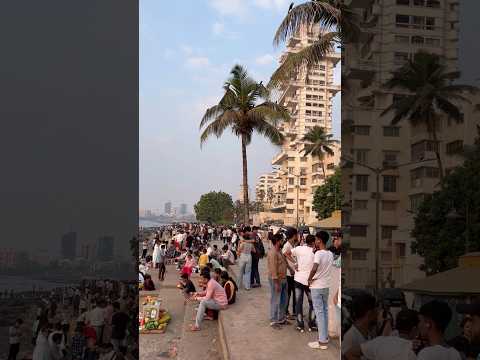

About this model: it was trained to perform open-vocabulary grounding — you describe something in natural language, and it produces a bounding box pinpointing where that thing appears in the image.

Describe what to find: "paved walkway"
[219,240,340,360]
[140,239,222,360]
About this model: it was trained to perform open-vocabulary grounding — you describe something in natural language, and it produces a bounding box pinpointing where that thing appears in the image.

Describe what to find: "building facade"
[61,231,77,260]
[257,26,341,227]
[342,0,476,289]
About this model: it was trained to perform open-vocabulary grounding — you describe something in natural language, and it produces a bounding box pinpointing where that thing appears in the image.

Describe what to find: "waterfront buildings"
[60,231,77,260]
[164,201,172,215]
[256,25,341,226]
[342,0,477,289]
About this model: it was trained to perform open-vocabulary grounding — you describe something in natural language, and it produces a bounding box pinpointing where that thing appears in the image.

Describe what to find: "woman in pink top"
[190,269,228,331]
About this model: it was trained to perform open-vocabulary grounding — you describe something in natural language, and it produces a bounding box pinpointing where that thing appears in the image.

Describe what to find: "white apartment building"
[343,0,477,289]
[258,26,341,227]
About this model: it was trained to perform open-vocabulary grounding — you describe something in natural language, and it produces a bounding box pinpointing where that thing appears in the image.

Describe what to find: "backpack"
[254,239,265,258]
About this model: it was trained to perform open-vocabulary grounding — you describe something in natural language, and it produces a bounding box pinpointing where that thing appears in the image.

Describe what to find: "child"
[181,254,195,277]
[198,249,209,271]
[71,325,86,360]
[177,273,196,301]
[143,275,155,291]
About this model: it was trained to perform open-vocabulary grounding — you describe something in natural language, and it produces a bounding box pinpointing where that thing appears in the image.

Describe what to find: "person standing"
[158,244,166,281]
[282,227,298,319]
[267,233,288,327]
[237,228,254,290]
[285,234,316,332]
[88,301,106,345]
[111,302,129,352]
[250,226,265,288]
[308,231,333,350]
[141,239,148,259]
[7,319,23,360]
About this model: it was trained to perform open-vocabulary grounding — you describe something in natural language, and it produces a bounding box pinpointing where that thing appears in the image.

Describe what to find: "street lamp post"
[342,156,436,294]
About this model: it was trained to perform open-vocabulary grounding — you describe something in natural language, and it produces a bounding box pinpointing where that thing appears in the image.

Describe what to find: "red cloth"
[181,266,192,276]
[84,326,96,341]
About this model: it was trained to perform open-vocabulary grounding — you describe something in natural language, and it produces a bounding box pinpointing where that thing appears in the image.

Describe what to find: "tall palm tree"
[269,0,360,87]
[302,125,335,179]
[200,65,290,223]
[382,51,478,185]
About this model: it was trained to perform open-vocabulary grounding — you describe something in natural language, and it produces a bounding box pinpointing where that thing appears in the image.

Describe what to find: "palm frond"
[254,119,285,146]
[200,111,238,147]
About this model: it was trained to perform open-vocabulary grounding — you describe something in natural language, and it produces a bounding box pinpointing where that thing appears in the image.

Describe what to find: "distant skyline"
[140,0,340,211]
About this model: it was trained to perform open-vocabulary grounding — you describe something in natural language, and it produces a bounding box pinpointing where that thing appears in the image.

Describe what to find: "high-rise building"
[164,201,172,215]
[180,203,187,215]
[96,236,114,261]
[258,25,341,226]
[342,0,476,289]
[60,231,76,259]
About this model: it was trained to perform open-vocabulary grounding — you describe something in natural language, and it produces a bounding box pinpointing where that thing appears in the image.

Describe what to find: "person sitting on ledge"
[190,269,228,332]
[220,271,237,305]
[142,275,155,291]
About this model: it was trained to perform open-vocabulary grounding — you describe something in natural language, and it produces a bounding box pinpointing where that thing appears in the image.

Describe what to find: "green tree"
[312,167,342,219]
[256,188,266,203]
[302,126,335,178]
[411,134,480,275]
[269,0,360,87]
[194,191,234,224]
[200,65,289,223]
[382,52,477,185]
[267,187,275,205]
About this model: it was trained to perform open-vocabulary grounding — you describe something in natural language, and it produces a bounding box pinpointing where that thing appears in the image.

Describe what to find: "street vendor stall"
[139,295,171,333]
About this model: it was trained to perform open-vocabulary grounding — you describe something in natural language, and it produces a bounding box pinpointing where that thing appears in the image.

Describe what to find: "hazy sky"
[140,0,340,212]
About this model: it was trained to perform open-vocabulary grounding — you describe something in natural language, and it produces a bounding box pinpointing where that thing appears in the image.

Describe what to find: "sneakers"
[295,326,305,333]
[308,341,328,350]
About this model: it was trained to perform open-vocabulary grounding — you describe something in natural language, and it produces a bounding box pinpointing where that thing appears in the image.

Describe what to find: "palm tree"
[382,52,478,185]
[302,125,335,179]
[200,65,290,223]
[269,0,360,87]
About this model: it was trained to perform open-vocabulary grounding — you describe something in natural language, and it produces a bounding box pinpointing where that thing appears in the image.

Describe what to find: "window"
[425,17,435,30]
[396,14,410,27]
[411,35,424,44]
[396,0,410,5]
[383,126,400,137]
[382,201,397,211]
[327,163,335,170]
[383,175,397,192]
[411,140,438,161]
[300,157,307,162]
[446,140,463,155]
[288,167,294,174]
[396,243,406,258]
[288,188,294,193]
[354,200,368,210]
[394,52,409,64]
[352,249,368,261]
[287,209,294,214]
[381,251,392,262]
[383,151,399,163]
[288,178,294,185]
[382,226,397,239]
[300,178,307,186]
[354,125,370,135]
[356,175,369,192]
[410,193,426,211]
[356,149,369,164]
[300,167,307,175]
[350,225,367,237]
[286,199,294,204]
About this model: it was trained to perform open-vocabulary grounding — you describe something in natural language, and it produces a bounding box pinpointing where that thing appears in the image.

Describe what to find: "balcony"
[271,151,288,166]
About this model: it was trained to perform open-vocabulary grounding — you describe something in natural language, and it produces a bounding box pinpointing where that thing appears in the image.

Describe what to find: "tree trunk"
[430,125,444,188]
[241,134,250,224]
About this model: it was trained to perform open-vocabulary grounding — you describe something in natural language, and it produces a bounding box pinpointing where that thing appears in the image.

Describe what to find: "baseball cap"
[457,300,480,316]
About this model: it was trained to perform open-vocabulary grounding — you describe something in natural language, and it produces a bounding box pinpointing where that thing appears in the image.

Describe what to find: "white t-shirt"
[206,246,213,256]
[282,241,296,274]
[417,345,462,360]
[88,307,105,326]
[342,325,368,355]
[310,249,333,289]
[291,245,314,286]
[361,336,416,360]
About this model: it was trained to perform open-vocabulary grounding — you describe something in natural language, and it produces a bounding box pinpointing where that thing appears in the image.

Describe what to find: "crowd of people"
[7,280,138,360]
[341,292,480,360]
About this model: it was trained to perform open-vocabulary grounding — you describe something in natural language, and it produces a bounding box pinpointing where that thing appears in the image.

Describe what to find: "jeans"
[311,288,329,343]
[286,275,296,315]
[294,281,315,329]
[269,278,287,322]
[238,253,252,290]
[250,256,261,286]
[195,299,223,328]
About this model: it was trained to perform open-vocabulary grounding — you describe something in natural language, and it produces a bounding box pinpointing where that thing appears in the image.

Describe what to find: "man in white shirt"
[8,319,23,360]
[307,231,333,350]
[342,292,378,358]
[345,309,419,360]
[416,300,461,360]
[285,234,316,332]
[88,301,106,344]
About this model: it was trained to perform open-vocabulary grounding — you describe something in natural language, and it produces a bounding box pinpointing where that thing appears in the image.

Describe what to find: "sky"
[140,0,340,212]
